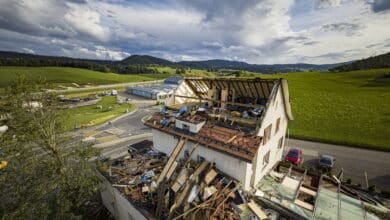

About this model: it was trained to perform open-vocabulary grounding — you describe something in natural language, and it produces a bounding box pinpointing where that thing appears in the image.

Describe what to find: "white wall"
[167,80,198,106]
[175,119,206,133]
[252,85,288,186]
[152,129,253,190]
[99,173,148,220]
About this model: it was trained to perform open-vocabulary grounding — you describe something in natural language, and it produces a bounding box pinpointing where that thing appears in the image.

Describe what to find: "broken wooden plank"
[157,137,187,185]
[294,199,314,211]
[299,186,317,197]
[204,169,218,185]
[247,199,268,220]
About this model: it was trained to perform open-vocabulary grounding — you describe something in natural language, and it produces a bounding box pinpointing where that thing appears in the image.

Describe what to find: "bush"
[381,189,390,198]
[368,184,376,192]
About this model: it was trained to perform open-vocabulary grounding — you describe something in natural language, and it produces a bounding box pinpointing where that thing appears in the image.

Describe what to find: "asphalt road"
[285,139,390,190]
[85,93,390,190]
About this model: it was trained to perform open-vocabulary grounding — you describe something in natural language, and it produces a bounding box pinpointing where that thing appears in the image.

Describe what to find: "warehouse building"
[126,77,182,103]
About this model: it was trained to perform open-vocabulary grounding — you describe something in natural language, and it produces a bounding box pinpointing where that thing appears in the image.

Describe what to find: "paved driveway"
[285,139,390,190]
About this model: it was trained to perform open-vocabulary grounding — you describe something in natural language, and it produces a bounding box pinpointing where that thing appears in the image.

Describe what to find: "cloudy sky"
[0,0,389,64]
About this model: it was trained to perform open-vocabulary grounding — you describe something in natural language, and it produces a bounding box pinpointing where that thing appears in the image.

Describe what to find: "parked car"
[319,155,335,170]
[285,148,303,165]
[70,98,81,102]
[111,89,118,96]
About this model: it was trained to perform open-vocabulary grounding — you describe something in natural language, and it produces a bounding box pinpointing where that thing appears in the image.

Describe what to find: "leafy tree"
[175,67,186,75]
[0,75,101,219]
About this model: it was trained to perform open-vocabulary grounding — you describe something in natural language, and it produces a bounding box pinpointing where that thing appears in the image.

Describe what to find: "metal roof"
[128,83,177,95]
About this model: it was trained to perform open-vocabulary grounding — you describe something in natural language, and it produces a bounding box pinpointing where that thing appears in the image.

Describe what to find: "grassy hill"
[261,69,390,150]
[0,66,172,87]
[330,52,390,72]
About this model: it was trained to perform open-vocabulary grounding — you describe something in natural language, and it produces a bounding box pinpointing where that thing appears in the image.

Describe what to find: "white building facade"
[148,78,293,191]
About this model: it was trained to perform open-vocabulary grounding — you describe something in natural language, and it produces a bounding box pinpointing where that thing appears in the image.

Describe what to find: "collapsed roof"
[169,77,293,121]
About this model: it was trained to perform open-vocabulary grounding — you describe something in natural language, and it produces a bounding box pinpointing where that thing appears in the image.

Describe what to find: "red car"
[285,148,303,165]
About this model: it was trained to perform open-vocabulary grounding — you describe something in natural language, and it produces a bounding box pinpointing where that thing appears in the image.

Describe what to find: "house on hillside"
[145,77,294,190]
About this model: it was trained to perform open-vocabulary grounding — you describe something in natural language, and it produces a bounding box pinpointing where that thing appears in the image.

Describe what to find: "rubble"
[100,144,388,220]
[145,110,261,162]
[100,139,248,220]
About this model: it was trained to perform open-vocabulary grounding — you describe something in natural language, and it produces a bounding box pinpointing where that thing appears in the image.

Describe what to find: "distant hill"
[120,55,173,66]
[0,51,113,64]
[0,50,347,74]
[179,59,345,73]
[330,52,390,72]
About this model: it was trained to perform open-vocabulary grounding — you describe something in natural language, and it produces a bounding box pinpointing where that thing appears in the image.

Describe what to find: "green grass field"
[152,66,216,77]
[62,96,135,130]
[0,66,172,87]
[261,69,390,150]
[1,66,389,150]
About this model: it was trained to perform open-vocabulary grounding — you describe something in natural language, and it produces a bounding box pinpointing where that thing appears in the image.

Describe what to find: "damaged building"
[146,77,294,191]
[99,77,388,220]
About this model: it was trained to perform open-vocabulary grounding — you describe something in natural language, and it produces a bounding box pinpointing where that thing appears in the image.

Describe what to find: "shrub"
[381,189,390,198]
[368,184,376,192]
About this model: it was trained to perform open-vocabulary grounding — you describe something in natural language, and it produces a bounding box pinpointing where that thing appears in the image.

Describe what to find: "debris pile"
[101,139,247,220]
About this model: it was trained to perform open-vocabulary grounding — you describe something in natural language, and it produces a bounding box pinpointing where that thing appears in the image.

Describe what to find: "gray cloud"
[372,0,390,12]
[318,0,342,8]
[322,22,365,36]
[0,0,388,64]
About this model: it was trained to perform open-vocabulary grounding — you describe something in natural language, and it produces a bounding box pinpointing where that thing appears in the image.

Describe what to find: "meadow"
[261,69,390,150]
[0,66,388,150]
[62,96,136,130]
[0,66,172,87]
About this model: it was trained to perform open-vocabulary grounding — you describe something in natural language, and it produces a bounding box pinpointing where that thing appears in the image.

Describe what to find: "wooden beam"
[258,82,266,99]
[173,95,264,108]
[157,137,187,185]
[184,79,202,98]
[252,81,263,99]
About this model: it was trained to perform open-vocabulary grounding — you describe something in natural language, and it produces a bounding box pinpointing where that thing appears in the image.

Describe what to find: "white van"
[111,89,118,96]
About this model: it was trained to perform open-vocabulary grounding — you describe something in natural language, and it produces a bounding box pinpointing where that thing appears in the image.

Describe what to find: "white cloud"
[64,3,110,41]
[21,48,35,54]
[0,0,389,64]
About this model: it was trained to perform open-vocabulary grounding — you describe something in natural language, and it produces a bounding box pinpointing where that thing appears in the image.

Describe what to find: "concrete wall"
[99,174,148,220]
[252,85,288,186]
[152,129,253,190]
[175,119,206,133]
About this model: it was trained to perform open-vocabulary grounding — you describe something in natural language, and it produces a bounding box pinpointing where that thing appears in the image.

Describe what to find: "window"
[263,151,270,167]
[128,213,135,220]
[184,150,190,158]
[183,124,190,132]
[275,117,281,134]
[263,124,272,145]
[197,155,205,163]
[278,137,284,149]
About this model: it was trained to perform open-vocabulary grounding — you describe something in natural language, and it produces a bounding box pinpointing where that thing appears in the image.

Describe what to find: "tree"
[175,67,186,75]
[0,75,101,219]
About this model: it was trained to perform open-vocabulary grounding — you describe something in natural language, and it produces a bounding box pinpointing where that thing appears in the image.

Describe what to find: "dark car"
[319,155,335,170]
[285,148,303,165]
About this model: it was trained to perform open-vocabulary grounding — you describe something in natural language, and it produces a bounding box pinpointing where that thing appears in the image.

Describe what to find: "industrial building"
[126,77,182,103]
